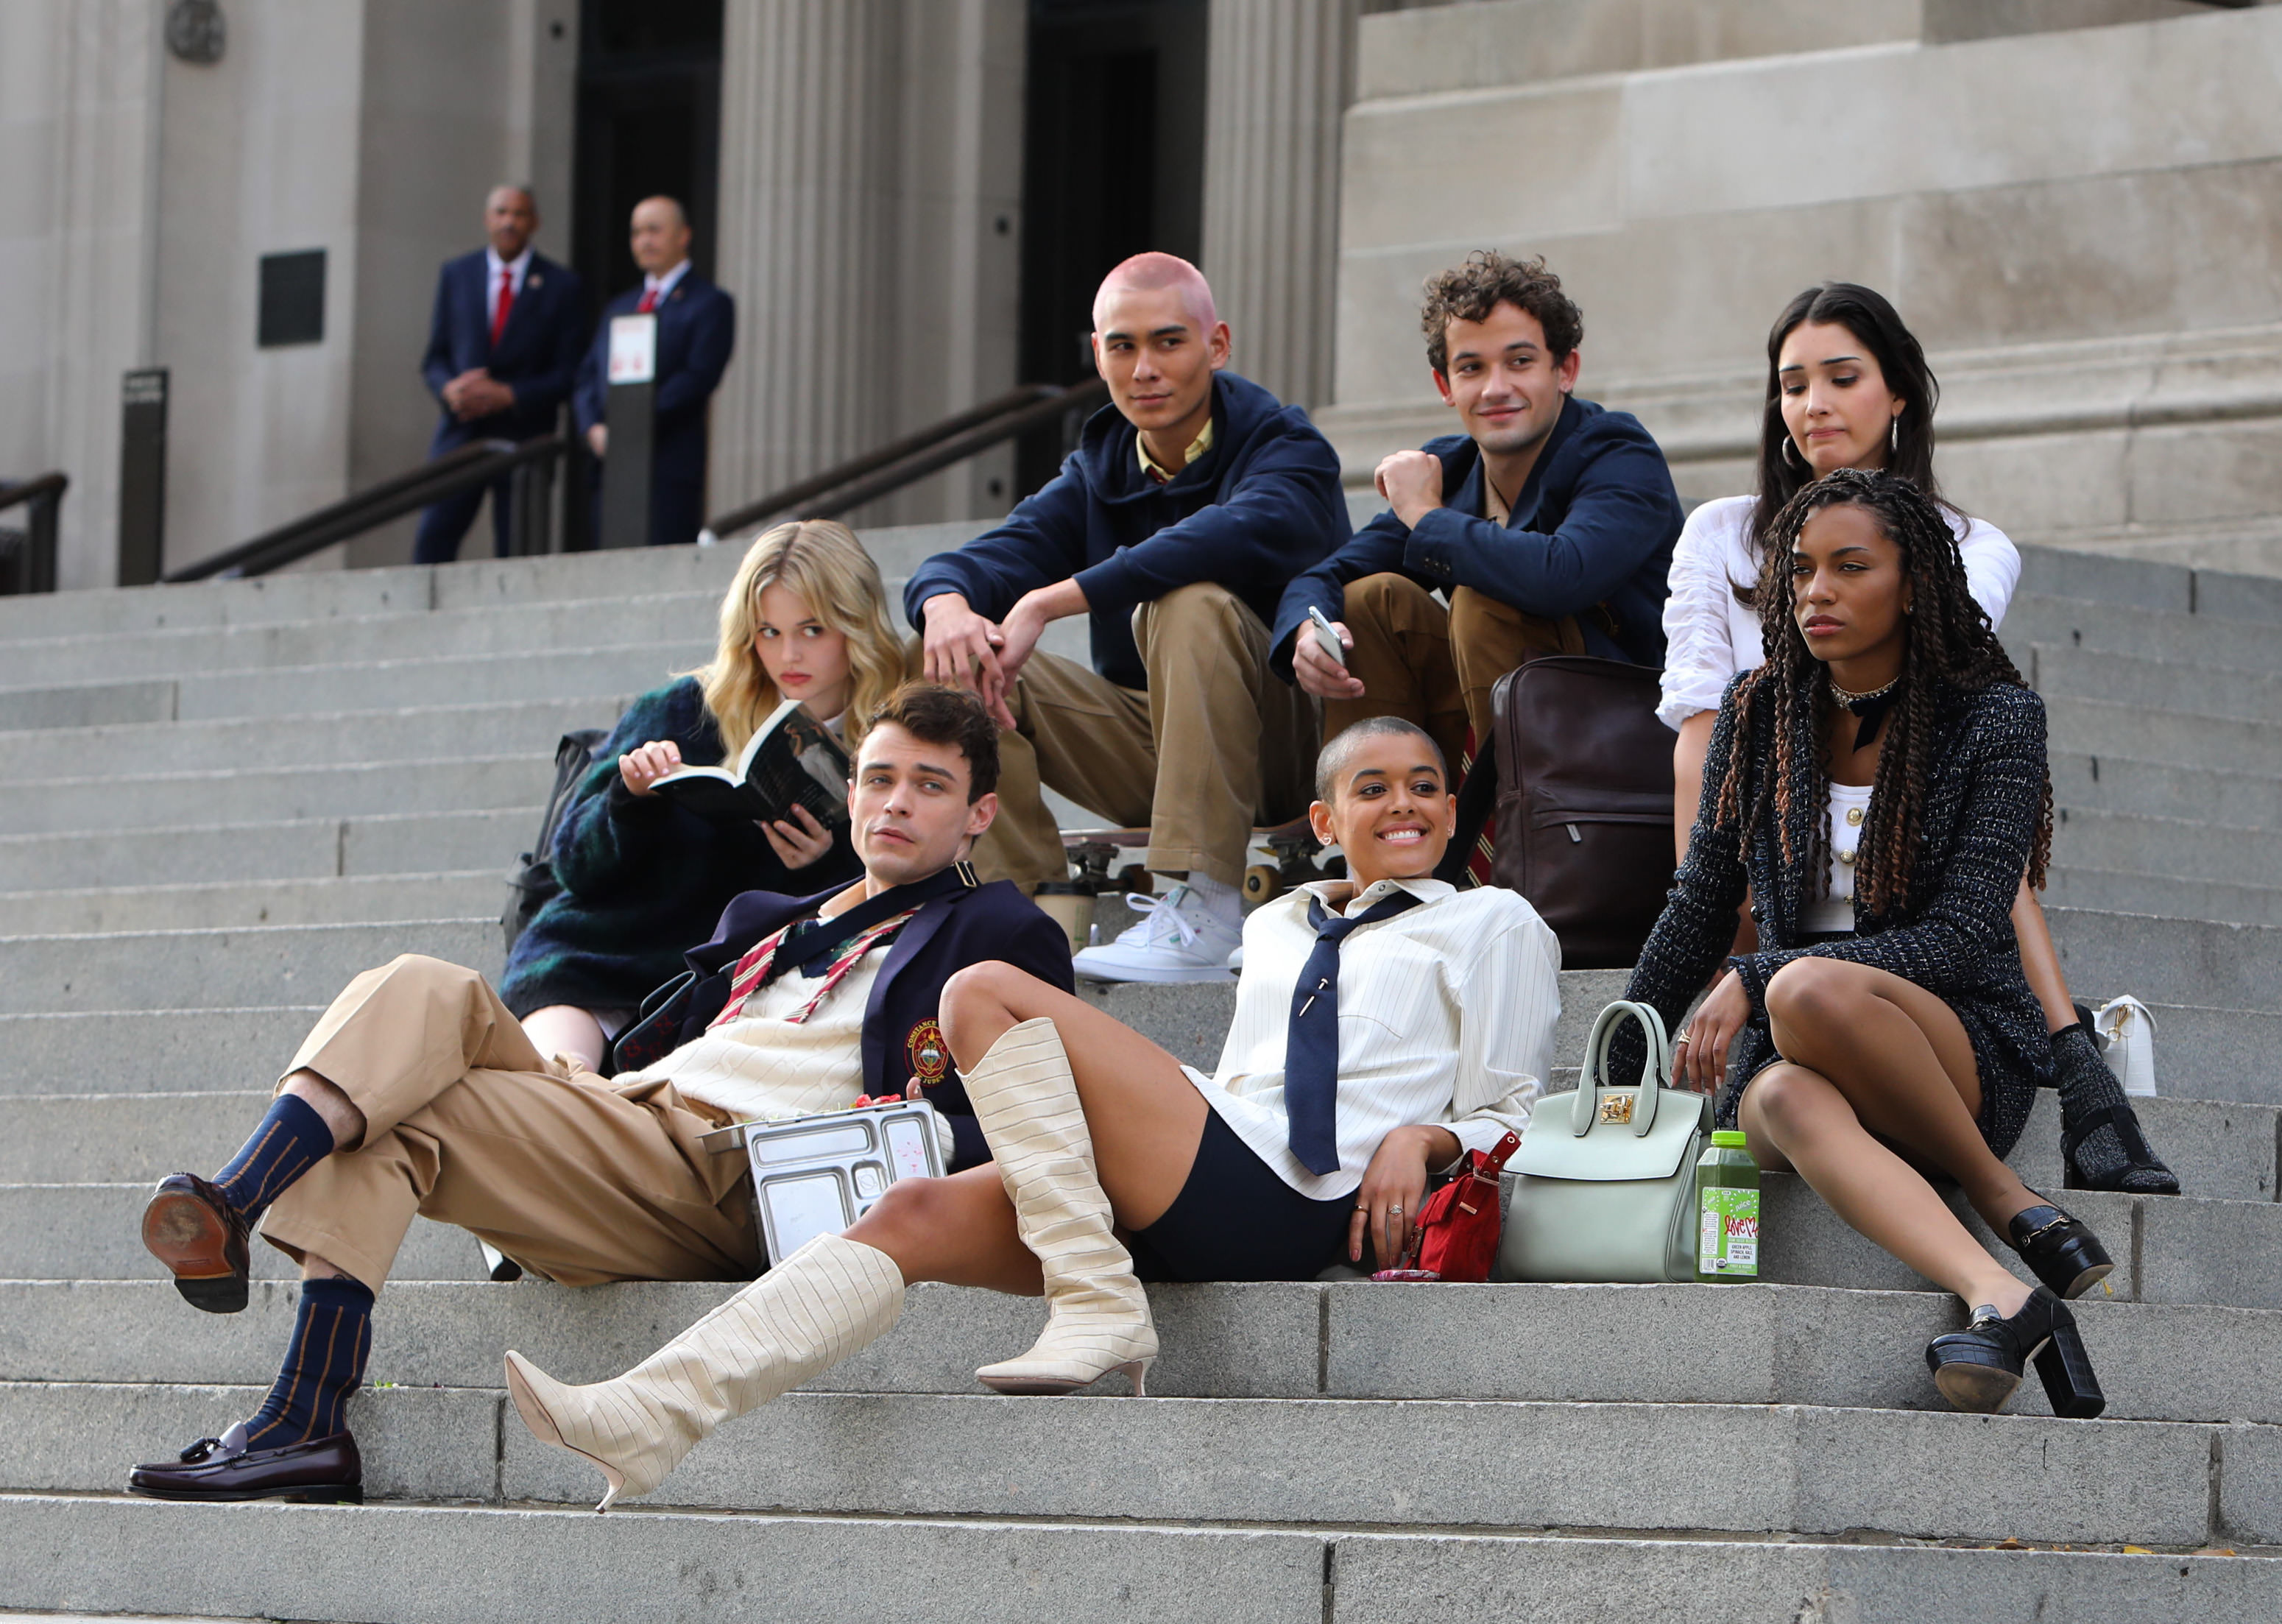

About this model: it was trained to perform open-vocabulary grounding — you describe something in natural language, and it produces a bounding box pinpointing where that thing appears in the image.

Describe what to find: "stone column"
[4,1,165,589]
[1199,0,1363,412]
[708,0,902,523]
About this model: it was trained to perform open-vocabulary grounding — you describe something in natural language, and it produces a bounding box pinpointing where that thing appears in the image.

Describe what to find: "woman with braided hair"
[1625,467,2109,1417]
[1658,281,2174,1194]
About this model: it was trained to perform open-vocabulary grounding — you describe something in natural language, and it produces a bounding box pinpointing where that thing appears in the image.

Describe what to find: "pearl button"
[1845,807,1864,827]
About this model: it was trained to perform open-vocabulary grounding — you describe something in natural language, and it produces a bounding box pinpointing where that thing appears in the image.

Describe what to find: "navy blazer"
[420,250,587,449]
[1273,395,1684,674]
[671,876,1074,1171]
[904,372,1350,690]
[573,272,737,487]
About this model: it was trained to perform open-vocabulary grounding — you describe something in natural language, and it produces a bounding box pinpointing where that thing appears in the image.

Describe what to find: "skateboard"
[1059,816,1341,906]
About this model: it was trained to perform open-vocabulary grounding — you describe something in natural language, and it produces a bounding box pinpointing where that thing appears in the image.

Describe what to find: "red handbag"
[1372,1130,1522,1283]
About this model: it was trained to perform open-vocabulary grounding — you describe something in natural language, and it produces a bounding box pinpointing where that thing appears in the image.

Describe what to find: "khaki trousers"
[260,955,761,1296]
[969,583,1318,891]
[1326,573,1580,774]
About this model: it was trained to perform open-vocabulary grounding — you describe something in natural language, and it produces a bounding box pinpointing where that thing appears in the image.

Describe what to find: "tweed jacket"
[1622,674,2055,1156]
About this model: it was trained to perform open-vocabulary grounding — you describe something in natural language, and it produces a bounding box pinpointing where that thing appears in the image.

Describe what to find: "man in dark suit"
[128,684,1069,1505]
[411,185,587,564]
[573,195,737,548]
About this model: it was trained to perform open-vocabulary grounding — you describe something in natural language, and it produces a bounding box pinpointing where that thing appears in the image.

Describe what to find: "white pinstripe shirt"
[1186,878,1561,1201]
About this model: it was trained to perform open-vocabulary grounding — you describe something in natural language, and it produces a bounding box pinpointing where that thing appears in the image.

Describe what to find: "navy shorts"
[1124,1109,1366,1282]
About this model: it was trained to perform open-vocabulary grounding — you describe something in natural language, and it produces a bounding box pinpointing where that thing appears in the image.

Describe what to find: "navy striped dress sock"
[211,1094,336,1224]
[243,1276,374,1449]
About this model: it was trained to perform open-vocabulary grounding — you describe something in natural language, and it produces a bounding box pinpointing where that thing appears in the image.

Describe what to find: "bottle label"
[1698,1185,1760,1277]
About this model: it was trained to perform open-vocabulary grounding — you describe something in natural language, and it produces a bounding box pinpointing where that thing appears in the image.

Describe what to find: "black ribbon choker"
[1830,676,1902,751]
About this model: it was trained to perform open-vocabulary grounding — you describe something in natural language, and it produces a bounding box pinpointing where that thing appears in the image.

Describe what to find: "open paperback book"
[649,698,850,827]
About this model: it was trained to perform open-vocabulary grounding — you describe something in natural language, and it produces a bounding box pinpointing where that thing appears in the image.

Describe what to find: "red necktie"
[490,266,514,345]
[637,282,660,314]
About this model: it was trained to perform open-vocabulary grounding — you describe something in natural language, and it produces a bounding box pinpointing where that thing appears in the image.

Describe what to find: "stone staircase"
[1,526,2278,1621]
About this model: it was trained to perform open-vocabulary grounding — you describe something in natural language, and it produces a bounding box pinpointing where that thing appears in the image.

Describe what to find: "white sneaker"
[1072,886,1242,984]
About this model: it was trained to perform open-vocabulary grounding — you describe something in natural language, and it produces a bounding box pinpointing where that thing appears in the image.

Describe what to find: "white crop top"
[1800,782,1874,934]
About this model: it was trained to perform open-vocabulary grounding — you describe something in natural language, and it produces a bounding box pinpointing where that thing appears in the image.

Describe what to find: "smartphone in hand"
[1307,604,1346,670]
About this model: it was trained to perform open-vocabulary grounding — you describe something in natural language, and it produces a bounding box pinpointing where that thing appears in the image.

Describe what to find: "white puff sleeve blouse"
[1656,495,2022,732]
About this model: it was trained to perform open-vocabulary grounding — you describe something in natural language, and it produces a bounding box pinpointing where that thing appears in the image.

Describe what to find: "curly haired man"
[1275,251,1684,769]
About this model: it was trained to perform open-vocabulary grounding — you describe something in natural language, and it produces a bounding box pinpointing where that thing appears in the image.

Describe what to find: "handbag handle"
[1572,1000,1670,1140]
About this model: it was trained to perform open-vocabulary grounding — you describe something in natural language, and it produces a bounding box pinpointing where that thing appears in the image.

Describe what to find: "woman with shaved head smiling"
[907,253,1354,983]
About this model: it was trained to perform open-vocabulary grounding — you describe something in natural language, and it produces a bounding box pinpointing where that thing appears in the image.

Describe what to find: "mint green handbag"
[1496,1000,1713,1284]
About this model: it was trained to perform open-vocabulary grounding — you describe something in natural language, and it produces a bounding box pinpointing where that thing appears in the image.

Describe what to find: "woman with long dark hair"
[1658,283,2174,1194]
[1628,467,2108,1416]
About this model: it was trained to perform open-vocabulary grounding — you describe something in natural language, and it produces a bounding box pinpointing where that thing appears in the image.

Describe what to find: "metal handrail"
[167,434,572,582]
[701,378,1109,545]
[0,471,69,596]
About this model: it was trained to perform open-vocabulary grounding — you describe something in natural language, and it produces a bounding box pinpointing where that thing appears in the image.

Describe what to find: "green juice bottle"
[1695,1129,1760,1282]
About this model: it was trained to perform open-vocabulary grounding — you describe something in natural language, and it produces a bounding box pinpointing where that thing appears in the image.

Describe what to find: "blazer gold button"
[1845,806,1864,826]
[1837,848,1856,866]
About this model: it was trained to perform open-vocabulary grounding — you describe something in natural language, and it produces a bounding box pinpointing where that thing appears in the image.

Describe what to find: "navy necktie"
[1285,889,1424,1175]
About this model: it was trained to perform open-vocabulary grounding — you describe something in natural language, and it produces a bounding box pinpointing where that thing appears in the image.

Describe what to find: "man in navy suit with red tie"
[573,195,737,548]
[411,186,587,564]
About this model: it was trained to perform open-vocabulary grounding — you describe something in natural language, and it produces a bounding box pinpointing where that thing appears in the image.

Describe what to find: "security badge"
[906,1017,950,1084]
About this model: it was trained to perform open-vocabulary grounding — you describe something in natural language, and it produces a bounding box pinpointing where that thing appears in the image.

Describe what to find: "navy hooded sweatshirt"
[1271,394,1683,678]
[905,371,1351,691]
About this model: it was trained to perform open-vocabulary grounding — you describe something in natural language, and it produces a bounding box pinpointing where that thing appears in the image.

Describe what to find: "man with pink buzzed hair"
[905,253,1350,981]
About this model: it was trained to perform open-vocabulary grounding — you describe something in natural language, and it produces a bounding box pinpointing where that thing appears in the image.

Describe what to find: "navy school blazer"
[1271,394,1684,675]
[662,875,1074,1172]
[572,272,737,486]
[420,250,587,449]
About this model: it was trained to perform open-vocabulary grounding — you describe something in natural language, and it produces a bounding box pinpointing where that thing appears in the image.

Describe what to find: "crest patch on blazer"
[906,1017,950,1081]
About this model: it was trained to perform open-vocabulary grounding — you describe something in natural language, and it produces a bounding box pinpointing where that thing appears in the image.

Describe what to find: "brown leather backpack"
[1443,654,1676,970]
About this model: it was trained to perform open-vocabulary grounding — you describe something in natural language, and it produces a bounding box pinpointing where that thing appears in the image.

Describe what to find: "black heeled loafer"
[1926,1286,2105,1419]
[2005,1201,2112,1300]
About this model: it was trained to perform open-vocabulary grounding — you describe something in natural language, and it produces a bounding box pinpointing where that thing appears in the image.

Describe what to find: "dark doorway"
[572,0,724,322]
[1016,0,1208,494]
[568,0,722,547]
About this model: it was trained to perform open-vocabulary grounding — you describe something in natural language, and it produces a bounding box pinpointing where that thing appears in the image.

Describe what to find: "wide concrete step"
[1,1377,2254,1549]
[0,1007,322,1095]
[46,1081,2279,1196]
[2031,645,2282,727]
[0,643,713,732]
[2007,591,2282,675]
[0,807,534,891]
[2052,808,2282,886]
[0,590,723,688]
[2016,544,2282,628]
[0,696,618,781]
[10,1171,2258,1310]
[0,1184,486,1281]
[0,919,501,1014]
[2049,907,2282,1015]
[2052,751,2282,832]
[2048,694,2282,776]
[0,870,504,936]
[7,1275,2280,1429]
[0,756,553,836]
[4,1498,2270,1624]
[2044,866,2282,930]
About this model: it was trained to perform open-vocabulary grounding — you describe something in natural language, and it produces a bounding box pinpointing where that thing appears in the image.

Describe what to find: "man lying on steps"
[498,716,1561,1512]
[128,683,1072,1505]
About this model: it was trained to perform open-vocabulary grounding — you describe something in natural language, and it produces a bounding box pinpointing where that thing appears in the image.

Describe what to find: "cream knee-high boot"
[966,1016,1156,1396]
[503,1232,903,1511]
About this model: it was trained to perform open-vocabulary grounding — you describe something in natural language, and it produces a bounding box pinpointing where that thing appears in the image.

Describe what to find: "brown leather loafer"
[128,1422,362,1503]
[141,1172,251,1313]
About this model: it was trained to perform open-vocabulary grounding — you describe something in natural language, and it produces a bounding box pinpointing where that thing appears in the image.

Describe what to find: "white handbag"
[1497,1000,1714,1285]
[2093,995,2158,1098]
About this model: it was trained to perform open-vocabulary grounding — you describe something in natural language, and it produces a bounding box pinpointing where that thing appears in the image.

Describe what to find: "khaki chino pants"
[969,582,1318,891]
[260,955,761,1296]
[1326,573,1582,774]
